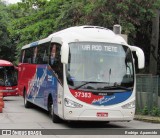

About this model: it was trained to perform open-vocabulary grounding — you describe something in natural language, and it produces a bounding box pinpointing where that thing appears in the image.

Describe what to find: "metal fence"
[136,74,159,111]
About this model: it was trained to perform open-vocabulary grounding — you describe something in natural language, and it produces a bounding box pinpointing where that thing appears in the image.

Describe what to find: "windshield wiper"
[74,82,101,90]
[98,85,132,91]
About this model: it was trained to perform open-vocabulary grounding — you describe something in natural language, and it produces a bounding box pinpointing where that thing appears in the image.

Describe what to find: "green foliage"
[136,106,160,117]
[0,1,16,62]
[150,106,160,116]
[142,106,149,115]
[0,0,160,64]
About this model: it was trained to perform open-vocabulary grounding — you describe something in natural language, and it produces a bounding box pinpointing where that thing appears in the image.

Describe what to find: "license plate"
[97,112,108,117]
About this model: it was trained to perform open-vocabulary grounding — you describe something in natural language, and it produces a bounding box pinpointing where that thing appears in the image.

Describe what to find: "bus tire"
[48,97,61,123]
[24,89,31,108]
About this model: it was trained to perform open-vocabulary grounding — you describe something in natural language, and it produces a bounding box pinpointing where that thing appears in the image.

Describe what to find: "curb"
[134,115,160,123]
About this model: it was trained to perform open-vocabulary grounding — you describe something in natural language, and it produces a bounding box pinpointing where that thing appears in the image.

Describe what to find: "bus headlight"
[64,98,83,108]
[122,100,135,109]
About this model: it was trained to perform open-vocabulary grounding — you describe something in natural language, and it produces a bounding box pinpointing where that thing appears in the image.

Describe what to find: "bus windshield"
[0,66,17,86]
[66,42,134,91]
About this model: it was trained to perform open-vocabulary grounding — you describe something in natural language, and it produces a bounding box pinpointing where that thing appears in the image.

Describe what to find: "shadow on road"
[23,103,128,128]
[64,121,128,128]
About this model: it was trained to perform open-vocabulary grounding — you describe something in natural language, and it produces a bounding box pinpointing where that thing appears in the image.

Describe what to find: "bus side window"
[50,44,56,65]
[32,47,38,64]
[21,50,25,63]
[37,43,49,64]
[23,48,33,63]
[49,43,63,85]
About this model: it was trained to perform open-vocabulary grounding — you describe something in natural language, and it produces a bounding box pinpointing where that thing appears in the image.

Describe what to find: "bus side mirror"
[61,43,69,64]
[130,46,145,69]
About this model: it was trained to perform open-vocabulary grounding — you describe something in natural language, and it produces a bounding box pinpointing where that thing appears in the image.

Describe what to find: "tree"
[2,0,160,69]
[149,10,159,75]
[0,1,15,62]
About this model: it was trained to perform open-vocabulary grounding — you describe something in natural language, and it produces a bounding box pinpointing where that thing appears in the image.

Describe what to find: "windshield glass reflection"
[66,42,134,91]
[0,66,17,86]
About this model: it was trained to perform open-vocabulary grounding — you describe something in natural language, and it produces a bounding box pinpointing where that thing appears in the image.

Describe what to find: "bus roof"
[48,25,127,44]
[0,60,13,66]
[22,25,128,50]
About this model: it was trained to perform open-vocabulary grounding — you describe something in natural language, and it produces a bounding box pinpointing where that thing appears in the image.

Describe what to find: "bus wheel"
[48,98,61,123]
[24,90,31,108]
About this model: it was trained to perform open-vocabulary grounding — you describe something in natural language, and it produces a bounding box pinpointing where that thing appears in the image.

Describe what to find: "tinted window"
[32,47,38,64]
[21,42,50,64]
[49,43,63,85]
[37,43,50,64]
[23,48,33,63]
[0,66,17,86]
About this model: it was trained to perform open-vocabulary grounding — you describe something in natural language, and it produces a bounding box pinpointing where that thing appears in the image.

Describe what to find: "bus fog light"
[64,98,83,108]
[122,100,135,109]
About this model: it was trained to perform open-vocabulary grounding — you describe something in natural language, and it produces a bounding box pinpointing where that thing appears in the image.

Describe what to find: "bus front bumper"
[63,108,135,122]
[0,89,19,97]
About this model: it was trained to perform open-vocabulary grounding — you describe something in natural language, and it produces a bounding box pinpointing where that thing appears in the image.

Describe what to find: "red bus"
[0,60,18,97]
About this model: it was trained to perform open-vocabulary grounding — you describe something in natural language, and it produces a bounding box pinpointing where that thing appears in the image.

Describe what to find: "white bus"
[18,26,145,123]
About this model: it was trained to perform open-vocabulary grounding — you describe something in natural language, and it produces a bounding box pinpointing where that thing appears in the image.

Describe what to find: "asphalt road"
[0,96,160,138]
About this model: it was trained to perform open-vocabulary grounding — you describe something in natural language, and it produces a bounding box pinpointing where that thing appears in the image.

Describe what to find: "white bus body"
[19,26,145,123]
